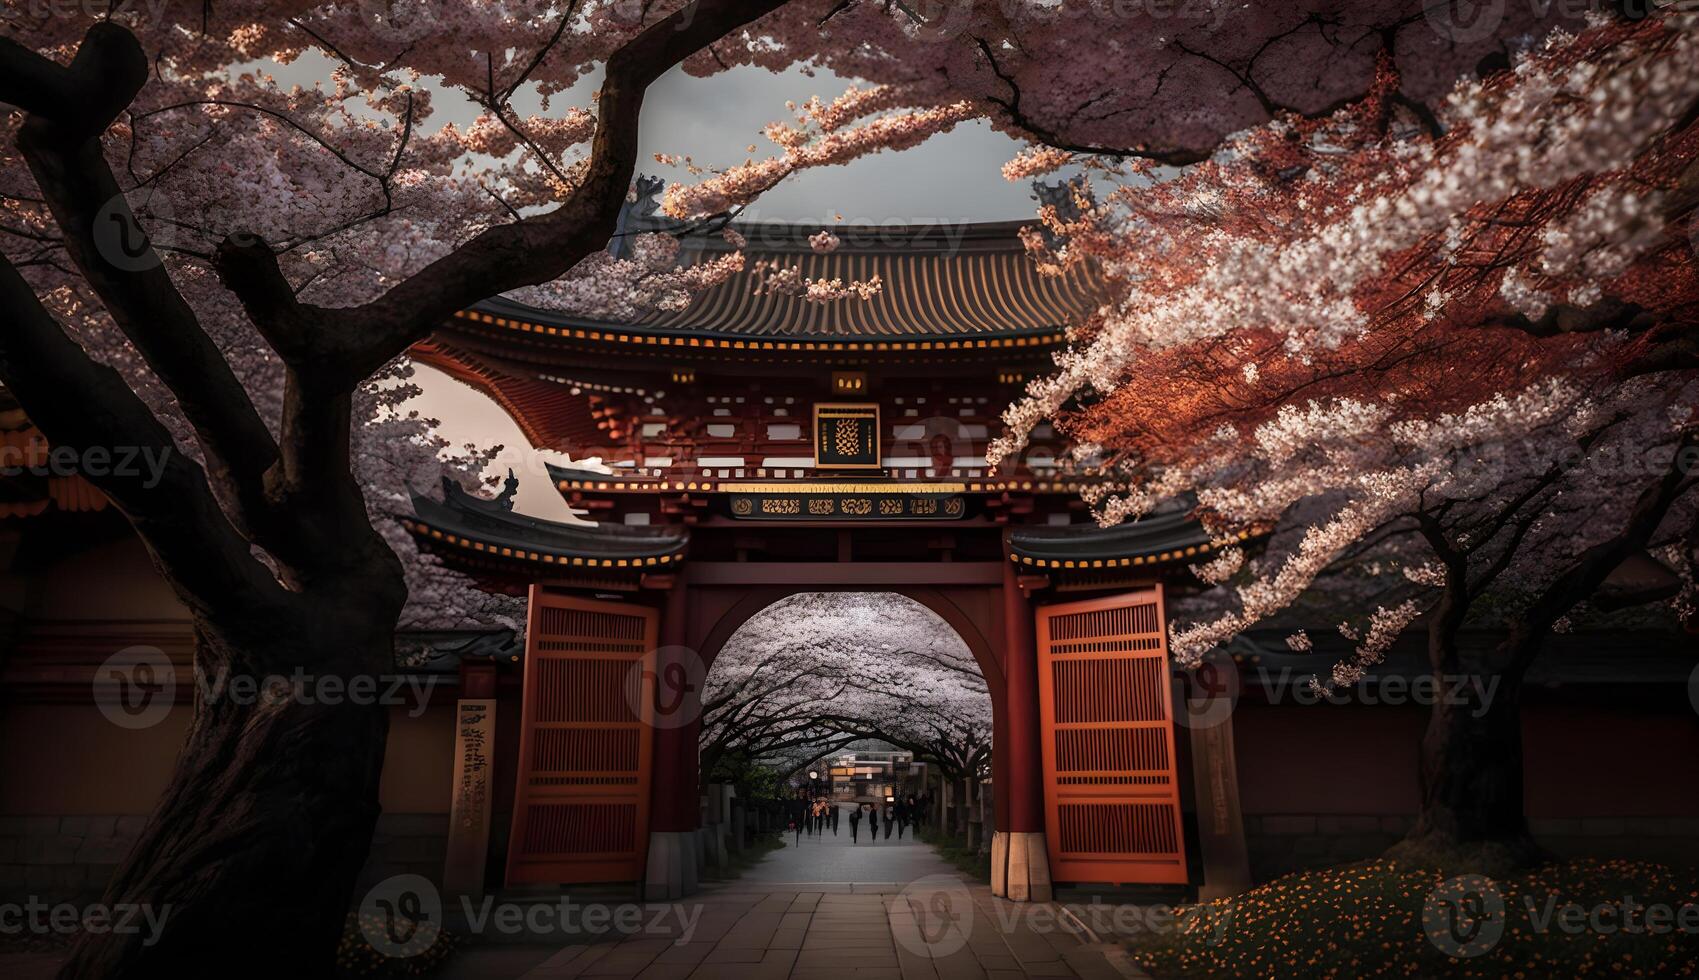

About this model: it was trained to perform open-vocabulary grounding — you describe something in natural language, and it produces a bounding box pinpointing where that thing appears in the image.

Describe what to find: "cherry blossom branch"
[0,252,281,607]
[1501,431,1699,673]
[214,0,793,391]
[6,25,285,537]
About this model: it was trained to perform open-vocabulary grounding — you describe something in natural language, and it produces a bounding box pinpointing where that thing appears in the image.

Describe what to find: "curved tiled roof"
[467,220,1105,343]
[402,478,688,570]
[1007,512,1244,571]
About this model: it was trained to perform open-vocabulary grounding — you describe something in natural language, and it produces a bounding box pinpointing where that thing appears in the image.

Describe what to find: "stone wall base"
[645,831,701,901]
[1246,814,1699,881]
[992,831,1052,902]
[1,813,448,905]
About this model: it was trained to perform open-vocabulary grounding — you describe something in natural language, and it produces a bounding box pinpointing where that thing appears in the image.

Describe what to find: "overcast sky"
[394,59,1046,520]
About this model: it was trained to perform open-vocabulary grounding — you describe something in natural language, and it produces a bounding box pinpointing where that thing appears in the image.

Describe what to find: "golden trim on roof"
[719,481,967,494]
[453,310,1066,352]
[556,477,1081,494]
[402,519,682,568]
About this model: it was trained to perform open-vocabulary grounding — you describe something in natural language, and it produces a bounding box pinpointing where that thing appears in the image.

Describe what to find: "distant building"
[828,750,926,802]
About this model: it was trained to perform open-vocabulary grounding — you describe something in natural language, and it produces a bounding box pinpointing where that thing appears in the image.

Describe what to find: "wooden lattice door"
[506,588,655,884]
[1036,587,1188,884]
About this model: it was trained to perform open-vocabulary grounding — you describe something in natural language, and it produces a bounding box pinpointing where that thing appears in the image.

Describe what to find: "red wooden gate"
[1036,587,1188,884]
[507,588,655,884]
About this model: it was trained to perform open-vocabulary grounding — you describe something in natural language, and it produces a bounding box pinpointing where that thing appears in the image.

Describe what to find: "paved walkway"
[0,811,1136,979]
[741,810,954,883]
[443,807,1133,980]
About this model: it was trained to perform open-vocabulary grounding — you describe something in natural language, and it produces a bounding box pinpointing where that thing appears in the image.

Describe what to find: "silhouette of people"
[849,805,861,843]
[867,803,879,842]
[884,803,895,839]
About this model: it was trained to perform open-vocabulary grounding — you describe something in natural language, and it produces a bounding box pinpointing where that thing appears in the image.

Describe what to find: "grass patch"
[916,825,991,883]
[705,830,787,881]
[1127,858,1699,978]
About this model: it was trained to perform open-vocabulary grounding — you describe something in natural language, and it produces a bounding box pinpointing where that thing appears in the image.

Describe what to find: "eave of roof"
[545,462,1102,495]
[1006,512,1244,571]
[401,480,687,570]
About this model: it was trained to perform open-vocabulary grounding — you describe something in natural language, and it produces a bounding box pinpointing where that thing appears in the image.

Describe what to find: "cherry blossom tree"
[990,12,1699,864]
[1,4,796,974]
[703,592,991,812]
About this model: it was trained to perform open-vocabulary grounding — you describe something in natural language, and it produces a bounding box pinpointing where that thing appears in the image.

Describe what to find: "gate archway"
[403,216,1253,902]
[689,592,995,843]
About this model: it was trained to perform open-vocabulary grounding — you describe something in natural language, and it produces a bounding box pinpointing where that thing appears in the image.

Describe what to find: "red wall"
[1233,699,1699,818]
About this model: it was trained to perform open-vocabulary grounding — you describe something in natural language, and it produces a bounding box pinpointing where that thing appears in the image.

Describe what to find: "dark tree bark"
[1396,438,1695,870]
[64,623,396,978]
[1406,650,1540,867]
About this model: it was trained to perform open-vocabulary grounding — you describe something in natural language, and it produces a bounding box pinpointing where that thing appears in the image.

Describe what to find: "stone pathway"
[441,808,1133,979]
[0,813,1136,979]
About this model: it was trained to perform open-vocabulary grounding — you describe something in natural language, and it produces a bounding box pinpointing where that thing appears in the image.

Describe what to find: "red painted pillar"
[1001,562,1044,834]
[648,574,700,833]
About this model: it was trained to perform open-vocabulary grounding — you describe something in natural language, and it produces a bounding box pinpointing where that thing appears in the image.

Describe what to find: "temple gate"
[405,207,1250,900]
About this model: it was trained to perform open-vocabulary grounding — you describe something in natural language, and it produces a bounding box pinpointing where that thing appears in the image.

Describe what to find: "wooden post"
[1001,562,1044,834]
[649,575,697,833]
[442,662,497,899]
[1190,711,1253,899]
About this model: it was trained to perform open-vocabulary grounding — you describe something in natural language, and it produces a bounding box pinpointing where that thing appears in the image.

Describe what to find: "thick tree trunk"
[1406,661,1539,861]
[1395,585,1543,870]
[62,619,393,979]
